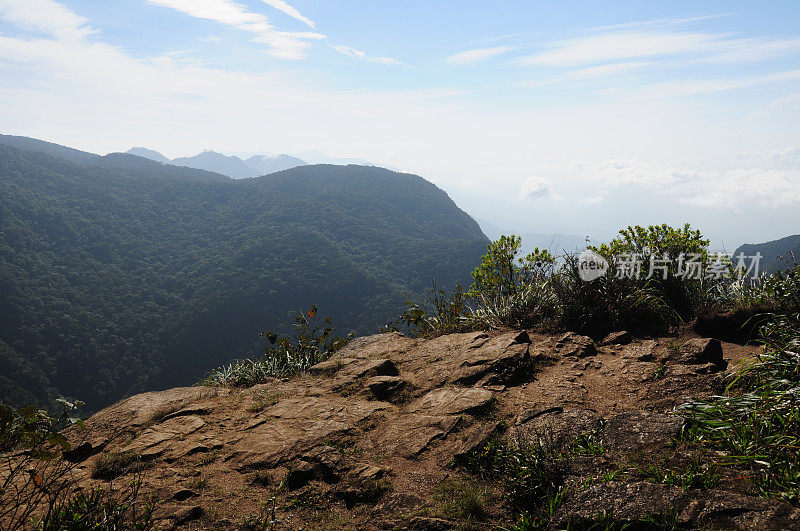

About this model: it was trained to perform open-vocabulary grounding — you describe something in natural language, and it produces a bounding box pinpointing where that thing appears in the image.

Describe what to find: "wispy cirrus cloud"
[0,0,94,40]
[516,60,650,88]
[446,45,515,65]
[258,0,315,29]
[636,69,800,97]
[508,17,800,98]
[515,30,800,67]
[145,0,324,59]
[762,93,800,113]
[330,44,402,65]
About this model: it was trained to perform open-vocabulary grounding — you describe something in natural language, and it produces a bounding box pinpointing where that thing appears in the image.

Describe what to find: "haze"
[1,0,799,247]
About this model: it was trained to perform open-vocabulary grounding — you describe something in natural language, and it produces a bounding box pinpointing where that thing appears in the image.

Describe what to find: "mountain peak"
[125,147,170,164]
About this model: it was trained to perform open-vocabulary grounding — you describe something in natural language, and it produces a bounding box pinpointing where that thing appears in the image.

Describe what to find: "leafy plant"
[469,236,554,300]
[396,226,720,339]
[1,399,85,530]
[0,399,156,530]
[200,306,353,387]
[678,307,800,502]
[37,476,155,530]
[572,423,606,456]
[637,460,719,490]
[464,429,567,527]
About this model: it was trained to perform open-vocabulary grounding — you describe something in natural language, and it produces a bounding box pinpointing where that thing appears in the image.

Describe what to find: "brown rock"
[554,332,597,358]
[408,387,494,416]
[285,460,316,490]
[452,335,530,386]
[171,488,195,501]
[160,504,203,524]
[361,375,406,401]
[126,415,206,456]
[368,414,460,457]
[601,331,632,346]
[603,412,683,453]
[552,481,686,526]
[676,338,726,367]
[308,356,358,376]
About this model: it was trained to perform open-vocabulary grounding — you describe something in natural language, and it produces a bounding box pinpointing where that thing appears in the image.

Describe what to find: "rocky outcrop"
[51,328,787,529]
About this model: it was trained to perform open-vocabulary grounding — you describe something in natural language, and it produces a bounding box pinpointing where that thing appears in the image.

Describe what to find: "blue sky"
[1,1,799,247]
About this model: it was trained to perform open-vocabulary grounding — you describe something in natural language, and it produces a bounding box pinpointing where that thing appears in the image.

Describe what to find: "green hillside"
[0,143,487,411]
[734,234,800,274]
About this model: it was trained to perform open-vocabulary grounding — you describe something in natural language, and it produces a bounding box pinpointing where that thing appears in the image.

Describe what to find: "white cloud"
[562,61,650,79]
[370,56,403,66]
[677,168,800,210]
[330,44,365,59]
[145,0,324,59]
[519,176,550,199]
[515,29,800,68]
[735,145,800,170]
[258,0,315,29]
[0,0,94,40]
[764,93,800,113]
[330,44,402,65]
[554,159,800,210]
[638,69,800,97]
[517,60,650,88]
[446,45,514,65]
[201,34,221,42]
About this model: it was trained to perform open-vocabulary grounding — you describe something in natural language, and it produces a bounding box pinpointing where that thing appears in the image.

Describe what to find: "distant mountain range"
[476,218,588,256]
[292,150,374,166]
[126,146,375,179]
[127,146,170,164]
[734,234,800,274]
[127,147,308,179]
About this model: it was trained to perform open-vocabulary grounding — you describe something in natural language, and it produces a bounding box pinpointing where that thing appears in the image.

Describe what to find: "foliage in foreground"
[393,223,786,339]
[201,306,353,387]
[463,428,569,529]
[0,400,155,530]
[679,297,800,502]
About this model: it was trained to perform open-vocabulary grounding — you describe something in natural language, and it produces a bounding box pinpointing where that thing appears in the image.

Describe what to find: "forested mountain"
[734,234,800,274]
[0,134,100,165]
[0,142,487,412]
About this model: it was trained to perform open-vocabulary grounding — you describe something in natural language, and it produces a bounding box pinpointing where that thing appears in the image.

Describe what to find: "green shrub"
[394,225,729,339]
[463,429,566,526]
[388,283,475,338]
[201,306,353,387]
[548,255,674,337]
[0,400,156,530]
[1,400,84,530]
[469,236,554,300]
[38,476,155,530]
[679,309,800,502]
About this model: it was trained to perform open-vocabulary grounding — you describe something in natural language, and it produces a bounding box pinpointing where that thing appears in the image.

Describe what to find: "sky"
[1,0,799,248]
